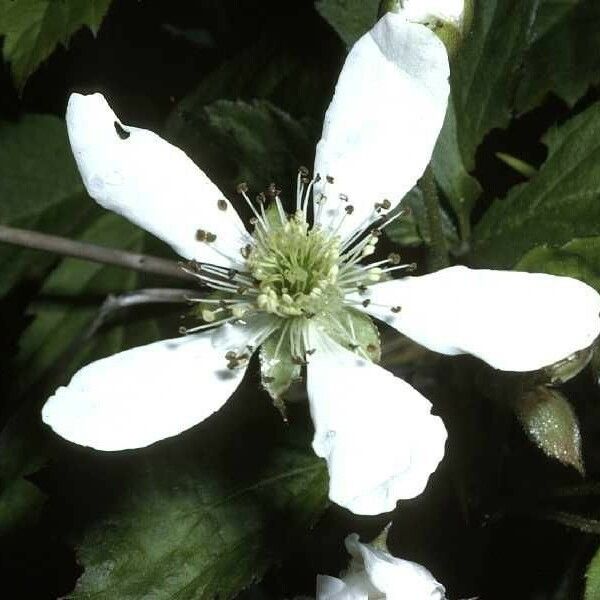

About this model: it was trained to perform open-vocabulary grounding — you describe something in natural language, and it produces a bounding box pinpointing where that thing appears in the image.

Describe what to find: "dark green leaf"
[165,33,339,126]
[70,433,327,599]
[0,115,95,296]
[432,0,536,230]
[472,103,600,268]
[431,98,482,239]
[166,100,317,204]
[314,0,379,46]
[515,237,600,292]
[385,186,460,249]
[449,0,537,169]
[0,0,113,89]
[517,0,600,112]
[515,386,583,473]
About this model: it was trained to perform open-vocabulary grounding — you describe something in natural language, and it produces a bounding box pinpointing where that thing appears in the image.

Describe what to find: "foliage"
[1,0,600,598]
[70,426,327,600]
[0,0,113,90]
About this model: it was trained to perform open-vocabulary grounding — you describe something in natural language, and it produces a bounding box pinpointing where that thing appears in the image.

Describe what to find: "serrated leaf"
[314,0,379,46]
[165,32,338,128]
[0,115,96,296]
[515,386,583,473]
[166,100,317,203]
[0,0,113,89]
[585,545,600,600]
[385,186,460,249]
[517,0,600,112]
[515,237,600,292]
[431,0,536,231]
[430,98,482,239]
[472,102,600,268]
[450,0,537,169]
[70,431,327,600]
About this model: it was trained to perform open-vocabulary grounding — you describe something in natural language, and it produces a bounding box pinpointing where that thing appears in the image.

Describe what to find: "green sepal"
[259,327,302,408]
[319,307,381,363]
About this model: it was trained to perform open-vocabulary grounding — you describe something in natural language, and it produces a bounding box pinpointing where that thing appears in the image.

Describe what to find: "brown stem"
[0,224,195,282]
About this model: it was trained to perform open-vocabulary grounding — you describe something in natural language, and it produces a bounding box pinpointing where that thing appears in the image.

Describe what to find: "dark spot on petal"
[114,121,130,140]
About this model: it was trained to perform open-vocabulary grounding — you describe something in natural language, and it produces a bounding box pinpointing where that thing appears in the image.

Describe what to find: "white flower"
[400,0,465,28]
[317,533,445,599]
[41,10,600,517]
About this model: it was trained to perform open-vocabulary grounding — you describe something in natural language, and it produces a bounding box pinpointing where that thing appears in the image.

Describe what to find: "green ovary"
[248,212,344,318]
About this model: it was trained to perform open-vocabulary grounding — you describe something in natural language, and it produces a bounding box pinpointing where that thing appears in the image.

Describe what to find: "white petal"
[401,0,465,27]
[316,575,368,600]
[66,93,251,268]
[351,266,600,372]
[313,13,449,243]
[41,319,273,451]
[307,333,446,515]
[345,533,446,599]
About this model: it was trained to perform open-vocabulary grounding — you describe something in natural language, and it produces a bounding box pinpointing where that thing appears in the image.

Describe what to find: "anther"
[114,121,130,140]
[362,299,371,308]
[225,351,237,360]
[339,193,349,202]
[249,217,258,225]
[256,192,266,204]
[388,253,401,265]
[326,175,335,184]
[217,199,228,211]
[367,344,377,353]
[345,205,355,215]
[179,326,188,334]
[391,306,402,313]
[236,182,249,194]
[266,183,281,199]
[196,229,217,243]
[241,244,252,259]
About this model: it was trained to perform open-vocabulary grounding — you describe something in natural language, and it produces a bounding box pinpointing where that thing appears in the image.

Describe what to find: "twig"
[0,224,195,282]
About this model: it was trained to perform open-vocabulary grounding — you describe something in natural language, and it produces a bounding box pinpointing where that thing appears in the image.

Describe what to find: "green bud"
[515,386,584,474]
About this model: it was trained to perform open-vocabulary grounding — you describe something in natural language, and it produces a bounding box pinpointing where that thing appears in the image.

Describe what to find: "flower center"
[248,212,343,317]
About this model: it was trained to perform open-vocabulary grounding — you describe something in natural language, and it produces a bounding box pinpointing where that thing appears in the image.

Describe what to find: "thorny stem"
[419,166,450,272]
[0,224,195,282]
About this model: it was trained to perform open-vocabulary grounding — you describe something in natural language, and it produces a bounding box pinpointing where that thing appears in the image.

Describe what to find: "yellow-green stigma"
[248,211,342,318]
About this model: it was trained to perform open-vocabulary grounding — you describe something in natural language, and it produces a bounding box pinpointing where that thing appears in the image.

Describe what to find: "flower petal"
[351,266,600,372]
[401,0,465,26]
[345,533,446,599]
[316,575,368,600]
[66,93,251,268]
[313,13,449,243]
[41,319,273,451]
[307,332,446,515]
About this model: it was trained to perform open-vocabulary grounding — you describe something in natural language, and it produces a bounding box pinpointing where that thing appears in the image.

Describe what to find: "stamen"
[237,182,268,230]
